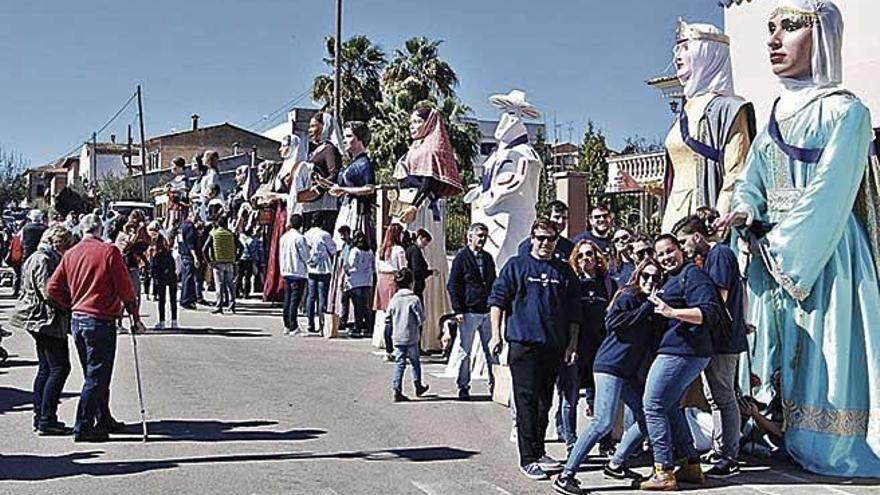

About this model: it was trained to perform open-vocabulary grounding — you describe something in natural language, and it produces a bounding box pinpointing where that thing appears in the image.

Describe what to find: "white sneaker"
[154,321,165,330]
[170,320,178,329]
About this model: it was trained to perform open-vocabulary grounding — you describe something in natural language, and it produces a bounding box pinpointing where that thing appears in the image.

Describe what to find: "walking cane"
[129,326,149,442]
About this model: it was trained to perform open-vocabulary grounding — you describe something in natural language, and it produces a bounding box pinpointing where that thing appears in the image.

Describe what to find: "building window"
[36,184,46,197]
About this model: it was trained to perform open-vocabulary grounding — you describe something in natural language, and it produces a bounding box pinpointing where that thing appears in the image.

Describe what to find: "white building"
[723,0,880,128]
[77,142,141,190]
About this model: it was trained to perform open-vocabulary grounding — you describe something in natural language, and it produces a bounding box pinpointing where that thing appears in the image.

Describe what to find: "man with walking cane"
[48,214,148,443]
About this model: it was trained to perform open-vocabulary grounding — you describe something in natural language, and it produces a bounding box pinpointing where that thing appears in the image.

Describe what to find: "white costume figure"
[465,90,543,270]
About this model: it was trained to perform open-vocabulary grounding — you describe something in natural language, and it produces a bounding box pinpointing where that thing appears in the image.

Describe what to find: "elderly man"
[21,209,48,263]
[47,214,146,442]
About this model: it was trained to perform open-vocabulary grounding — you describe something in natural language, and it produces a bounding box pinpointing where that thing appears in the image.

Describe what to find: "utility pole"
[91,132,97,193]
[333,0,342,125]
[136,85,147,202]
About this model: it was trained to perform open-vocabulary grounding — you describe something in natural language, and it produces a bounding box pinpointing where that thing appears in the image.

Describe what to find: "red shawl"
[406,109,463,198]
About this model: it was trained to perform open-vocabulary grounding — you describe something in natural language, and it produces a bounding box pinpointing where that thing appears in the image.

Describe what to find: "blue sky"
[0,0,723,167]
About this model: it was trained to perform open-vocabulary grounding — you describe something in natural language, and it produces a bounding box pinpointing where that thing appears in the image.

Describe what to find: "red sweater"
[47,237,138,321]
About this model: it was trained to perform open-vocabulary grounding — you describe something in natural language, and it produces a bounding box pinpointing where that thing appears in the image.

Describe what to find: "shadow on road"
[110,419,325,443]
[0,446,479,481]
[0,386,78,416]
[139,327,270,338]
[0,358,39,368]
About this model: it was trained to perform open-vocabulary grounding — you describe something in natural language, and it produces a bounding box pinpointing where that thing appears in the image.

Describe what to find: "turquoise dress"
[732,88,880,477]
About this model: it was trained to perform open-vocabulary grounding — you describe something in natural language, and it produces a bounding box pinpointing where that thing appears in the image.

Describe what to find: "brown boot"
[639,464,678,491]
[674,461,706,485]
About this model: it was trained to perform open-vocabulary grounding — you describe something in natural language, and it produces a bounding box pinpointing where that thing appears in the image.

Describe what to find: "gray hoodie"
[387,288,424,346]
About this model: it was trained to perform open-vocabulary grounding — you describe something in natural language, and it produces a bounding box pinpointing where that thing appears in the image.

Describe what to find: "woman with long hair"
[372,223,408,357]
[150,233,178,329]
[554,258,666,494]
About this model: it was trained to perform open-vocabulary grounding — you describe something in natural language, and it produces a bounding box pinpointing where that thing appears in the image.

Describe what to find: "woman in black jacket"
[150,234,178,329]
[554,258,666,495]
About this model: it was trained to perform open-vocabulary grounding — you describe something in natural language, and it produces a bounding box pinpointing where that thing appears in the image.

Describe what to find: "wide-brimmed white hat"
[489,90,541,119]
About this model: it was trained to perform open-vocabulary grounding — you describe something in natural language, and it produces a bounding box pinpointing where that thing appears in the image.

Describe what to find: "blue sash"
[679,108,722,163]
[769,98,824,164]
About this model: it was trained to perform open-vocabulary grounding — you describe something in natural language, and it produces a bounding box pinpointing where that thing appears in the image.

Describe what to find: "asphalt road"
[0,288,877,495]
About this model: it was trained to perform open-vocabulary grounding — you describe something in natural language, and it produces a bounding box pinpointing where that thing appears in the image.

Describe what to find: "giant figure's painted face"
[674,40,692,82]
[494,111,527,143]
[767,9,814,79]
[409,112,426,140]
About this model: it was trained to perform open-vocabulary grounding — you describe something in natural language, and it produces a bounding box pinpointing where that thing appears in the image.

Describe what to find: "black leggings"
[155,282,178,322]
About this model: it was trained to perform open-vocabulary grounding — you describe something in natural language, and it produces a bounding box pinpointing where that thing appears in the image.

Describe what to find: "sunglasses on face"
[640,272,662,283]
[591,214,609,220]
[577,250,595,260]
[614,235,631,244]
[634,248,654,258]
[533,234,559,243]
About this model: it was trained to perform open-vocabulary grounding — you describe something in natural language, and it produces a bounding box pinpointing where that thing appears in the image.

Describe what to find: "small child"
[386,268,429,402]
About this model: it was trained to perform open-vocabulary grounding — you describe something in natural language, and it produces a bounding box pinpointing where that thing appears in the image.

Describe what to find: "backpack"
[7,235,22,266]
[680,264,734,342]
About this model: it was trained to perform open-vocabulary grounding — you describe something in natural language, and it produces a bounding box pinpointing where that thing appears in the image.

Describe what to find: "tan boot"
[639,464,678,491]
[674,461,706,485]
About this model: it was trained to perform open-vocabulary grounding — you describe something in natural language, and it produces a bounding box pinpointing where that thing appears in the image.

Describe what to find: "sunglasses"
[577,250,596,259]
[634,248,654,258]
[613,235,631,244]
[640,272,662,283]
[533,234,559,243]
[590,214,609,220]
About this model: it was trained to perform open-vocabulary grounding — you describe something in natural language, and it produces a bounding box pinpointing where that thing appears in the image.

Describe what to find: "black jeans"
[283,277,307,331]
[509,341,563,466]
[155,281,178,322]
[31,332,71,429]
[179,256,197,306]
[347,286,373,335]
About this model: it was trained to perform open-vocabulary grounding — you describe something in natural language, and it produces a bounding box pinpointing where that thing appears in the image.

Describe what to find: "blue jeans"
[392,344,422,392]
[31,333,71,429]
[555,363,580,446]
[347,286,373,334]
[455,313,494,391]
[283,277,306,331]
[563,372,647,475]
[643,354,711,469]
[306,273,331,331]
[179,256,197,305]
[71,315,118,435]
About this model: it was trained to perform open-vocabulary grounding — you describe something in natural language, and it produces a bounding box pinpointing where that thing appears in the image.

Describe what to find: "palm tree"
[382,37,459,106]
[311,35,387,123]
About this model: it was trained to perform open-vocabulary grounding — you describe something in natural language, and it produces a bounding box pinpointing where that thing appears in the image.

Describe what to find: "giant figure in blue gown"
[720,0,880,477]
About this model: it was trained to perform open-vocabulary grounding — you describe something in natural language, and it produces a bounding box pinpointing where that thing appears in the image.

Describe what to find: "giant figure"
[465,90,543,269]
[661,19,755,234]
[720,0,880,476]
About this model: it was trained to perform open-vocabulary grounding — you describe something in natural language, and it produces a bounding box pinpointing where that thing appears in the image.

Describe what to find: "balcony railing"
[605,151,666,193]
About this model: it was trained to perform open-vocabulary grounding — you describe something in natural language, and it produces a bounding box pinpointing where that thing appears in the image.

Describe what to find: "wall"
[725,0,880,128]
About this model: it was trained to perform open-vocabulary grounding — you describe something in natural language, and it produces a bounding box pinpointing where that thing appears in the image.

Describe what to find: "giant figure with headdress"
[376,106,462,351]
[660,19,756,233]
[465,90,543,269]
[721,0,880,476]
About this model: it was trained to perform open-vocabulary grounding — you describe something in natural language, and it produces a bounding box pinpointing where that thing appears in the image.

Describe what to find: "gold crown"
[676,18,730,45]
[769,6,819,24]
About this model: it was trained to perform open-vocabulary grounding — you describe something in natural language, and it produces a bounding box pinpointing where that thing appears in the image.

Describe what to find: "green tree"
[382,37,458,106]
[95,171,142,202]
[577,120,610,197]
[620,134,664,154]
[0,146,29,208]
[534,129,556,213]
[311,35,387,123]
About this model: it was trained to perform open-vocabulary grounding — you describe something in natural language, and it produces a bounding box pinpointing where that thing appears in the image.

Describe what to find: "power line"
[48,90,138,164]
[247,88,312,131]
